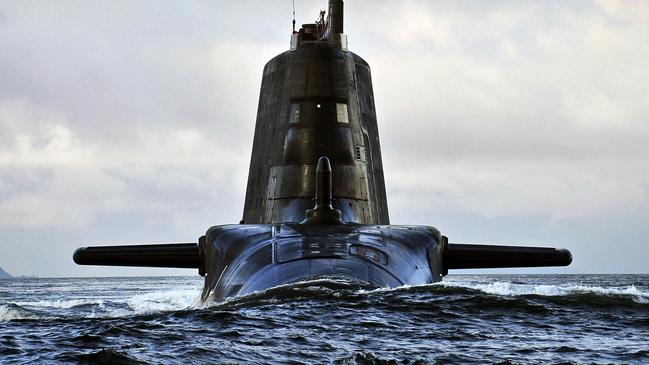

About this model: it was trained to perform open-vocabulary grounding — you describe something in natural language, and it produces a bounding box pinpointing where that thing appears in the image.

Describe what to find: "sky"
[0,0,648,277]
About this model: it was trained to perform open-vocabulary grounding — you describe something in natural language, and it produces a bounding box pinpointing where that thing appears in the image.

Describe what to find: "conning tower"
[242,0,388,225]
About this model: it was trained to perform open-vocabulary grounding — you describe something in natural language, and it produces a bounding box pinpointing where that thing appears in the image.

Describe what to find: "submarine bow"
[73,0,572,301]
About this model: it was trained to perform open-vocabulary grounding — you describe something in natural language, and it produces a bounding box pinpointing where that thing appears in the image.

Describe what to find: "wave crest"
[125,288,202,314]
[437,281,648,302]
[14,298,105,309]
[0,304,34,321]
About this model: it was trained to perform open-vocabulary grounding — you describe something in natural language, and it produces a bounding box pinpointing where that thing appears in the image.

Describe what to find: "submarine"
[74,0,572,302]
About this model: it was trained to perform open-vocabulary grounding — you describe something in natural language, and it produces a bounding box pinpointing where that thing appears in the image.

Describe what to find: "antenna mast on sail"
[292,0,296,33]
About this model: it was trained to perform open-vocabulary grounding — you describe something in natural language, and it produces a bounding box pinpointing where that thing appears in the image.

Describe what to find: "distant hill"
[0,266,12,279]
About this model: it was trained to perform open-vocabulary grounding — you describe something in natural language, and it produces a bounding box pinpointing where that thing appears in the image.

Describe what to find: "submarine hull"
[200,224,444,301]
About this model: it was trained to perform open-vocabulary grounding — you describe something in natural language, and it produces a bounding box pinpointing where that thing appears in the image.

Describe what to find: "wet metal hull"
[200,224,444,301]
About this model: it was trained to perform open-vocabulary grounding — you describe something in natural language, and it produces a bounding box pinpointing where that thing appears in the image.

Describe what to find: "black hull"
[200,224,444,301]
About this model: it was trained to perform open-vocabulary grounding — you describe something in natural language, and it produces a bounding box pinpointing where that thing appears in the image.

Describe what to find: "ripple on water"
[0,275,647,364]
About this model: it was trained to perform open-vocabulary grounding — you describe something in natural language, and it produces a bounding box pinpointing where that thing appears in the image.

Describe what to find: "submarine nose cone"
[301,156,343,225]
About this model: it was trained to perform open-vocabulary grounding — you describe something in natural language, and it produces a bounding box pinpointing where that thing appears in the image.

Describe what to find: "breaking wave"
[124,288,202,314]
[436,280,649,303]
[0,304,34,322]
[14,298,106,309]
[3,288,202,320]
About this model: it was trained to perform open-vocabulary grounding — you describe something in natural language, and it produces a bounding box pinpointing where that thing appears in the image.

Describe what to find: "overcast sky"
[1,0,648,277]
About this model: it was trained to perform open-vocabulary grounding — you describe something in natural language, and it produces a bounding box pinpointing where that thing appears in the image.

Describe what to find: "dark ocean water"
[1,275,647,364]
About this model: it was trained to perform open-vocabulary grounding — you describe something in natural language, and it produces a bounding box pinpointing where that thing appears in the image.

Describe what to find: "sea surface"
[1,274,647,364]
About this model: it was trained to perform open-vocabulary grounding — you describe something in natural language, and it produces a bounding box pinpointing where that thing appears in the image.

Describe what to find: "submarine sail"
[73,0,572,301]
[242,0,388,225]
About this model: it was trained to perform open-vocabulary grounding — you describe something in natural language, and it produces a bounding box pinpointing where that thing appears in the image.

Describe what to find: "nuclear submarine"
[73,0,572,302]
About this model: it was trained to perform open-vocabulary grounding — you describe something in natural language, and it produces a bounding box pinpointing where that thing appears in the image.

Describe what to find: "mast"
[290,0,348,50]
[323,0,344,42]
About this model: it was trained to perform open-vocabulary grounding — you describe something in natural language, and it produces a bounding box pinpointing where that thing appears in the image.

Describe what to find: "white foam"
[14,298,105,309]
[0,304,31,321]
[10,288,201,318]
[436,281,649,302]
[125,288,202,314]
[356,283,421,295]
[350,279,649,304]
